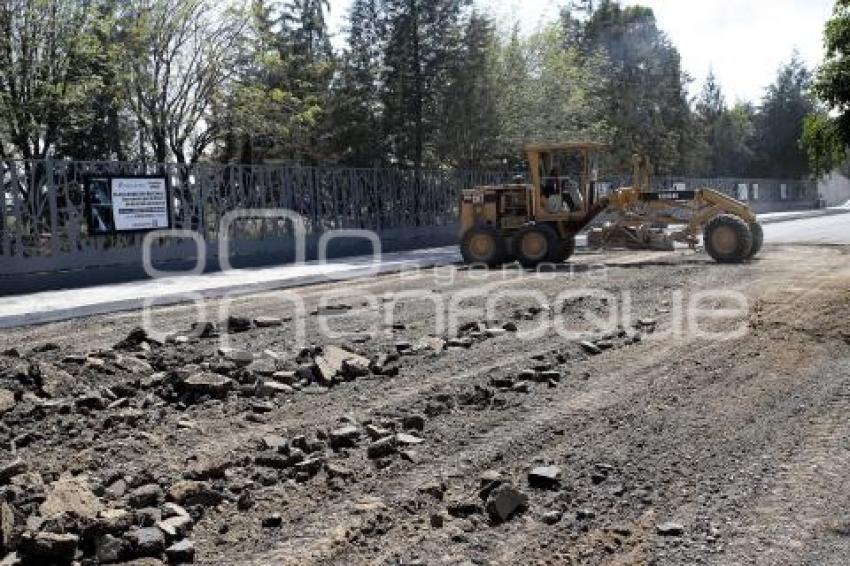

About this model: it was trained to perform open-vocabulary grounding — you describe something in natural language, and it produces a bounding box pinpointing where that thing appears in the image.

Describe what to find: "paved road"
[764,211,850,244]
[1,209,848,329]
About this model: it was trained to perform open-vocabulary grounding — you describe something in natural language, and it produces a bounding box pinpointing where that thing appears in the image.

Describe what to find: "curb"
[759,208,850,225]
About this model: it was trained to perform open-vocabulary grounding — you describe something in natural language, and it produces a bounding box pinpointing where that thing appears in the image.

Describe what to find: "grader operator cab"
[459,141,764,267]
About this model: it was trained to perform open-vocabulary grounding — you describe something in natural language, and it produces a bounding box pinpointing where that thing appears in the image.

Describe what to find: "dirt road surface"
[1,241,849,565]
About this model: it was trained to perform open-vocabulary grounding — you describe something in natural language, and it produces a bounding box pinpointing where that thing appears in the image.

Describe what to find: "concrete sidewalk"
[759,207,850,224]
[1,206,848,330]
[0,247,460,329]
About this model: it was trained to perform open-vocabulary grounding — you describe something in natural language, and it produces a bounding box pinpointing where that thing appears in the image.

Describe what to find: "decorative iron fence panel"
[1,158,818,277]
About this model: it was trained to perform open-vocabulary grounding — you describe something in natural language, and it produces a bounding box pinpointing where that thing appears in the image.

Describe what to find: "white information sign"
[112,178,169,231]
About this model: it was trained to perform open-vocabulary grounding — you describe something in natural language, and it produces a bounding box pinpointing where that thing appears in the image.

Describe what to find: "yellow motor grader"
[459,141,763,267]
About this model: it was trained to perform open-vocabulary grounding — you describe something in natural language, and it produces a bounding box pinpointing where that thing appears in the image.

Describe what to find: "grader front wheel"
[703,214,754,263]
[514,224,559,268]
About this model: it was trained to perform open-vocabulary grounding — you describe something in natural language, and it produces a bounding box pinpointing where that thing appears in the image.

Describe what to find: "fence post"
[46,157,59,255]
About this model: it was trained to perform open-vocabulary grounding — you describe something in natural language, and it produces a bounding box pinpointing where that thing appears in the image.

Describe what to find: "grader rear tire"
[703,215,754,263]
[514,224,559,268]
[746,222,764,259]
[461,225,506,267]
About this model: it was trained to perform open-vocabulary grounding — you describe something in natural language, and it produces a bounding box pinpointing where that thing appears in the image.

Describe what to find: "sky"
[326,0,836,104]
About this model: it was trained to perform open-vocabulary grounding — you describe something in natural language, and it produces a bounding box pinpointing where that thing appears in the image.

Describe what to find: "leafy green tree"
[815,0,850,144]
[490,23,609,169]
[570,1,693,174]
[217,0,334,163]
[380,0,470,170]
[713,104,757,176]
[0,0,100,160]
[801,112,846,178]
[752,53,813,178]
[55,0,134,161]
[325,0,386,166]
[435,12,501,170]
[121,0,245,164]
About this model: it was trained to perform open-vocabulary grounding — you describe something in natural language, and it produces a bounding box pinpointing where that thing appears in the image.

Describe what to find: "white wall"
[818,171,850,206]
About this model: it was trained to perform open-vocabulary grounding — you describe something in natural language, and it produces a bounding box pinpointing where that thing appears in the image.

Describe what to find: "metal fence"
[1,158,818,279]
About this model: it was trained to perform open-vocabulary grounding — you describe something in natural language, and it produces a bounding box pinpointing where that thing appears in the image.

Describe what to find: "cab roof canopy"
[523,141,608,153]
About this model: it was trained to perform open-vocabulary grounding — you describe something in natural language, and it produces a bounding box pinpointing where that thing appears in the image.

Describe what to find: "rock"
[260,435,288,452]
[294,458,324,478]
[182,373,233,397]
[518,369,539,382]
[129,484,164,508]
[156,514,192,541]
[612,525,632,536]
[96,533,127,563]
[484,484,527,523]
[127,527,165,557]
[114,327,154,350]
[430,511,444,528]
[161,503,190,519]
[18,531,79,563]
[325,462,354,479]
[1,502,14,552]
[490,376,514,389]
[447,499,481,518]
[237,492,254,511]
[399,450,419,463]
[40,475,103,520]
[250,400,275,414]
[0,390,15,415]
[254,317,283,328]
[165,539,195,563]
[395,433,424,446]
[96,508,134,534]
[541,510,563,525]
[539,370,561,382]
[0,459,26,484]
[256,380,294,397]
[395,341,412,353]
[485,328,507,338]
[528,466,562,490]
[191,321,218,338]
[329,426,361,449]
[261,514,282,528]
[271,371,297,385]
[579,341,602,355]
[576,508,596,520]
[217,348,253,366]
[226,316,252,333]
[502,322,518,332]
[367,436,397,459]
[340,358,370,379]
[136,508,162,527]
[364,424,392,440]
[446,338,473,349]
[29,362,73,398]
[414,337,446,353]
[315,346,370,384]
[656,521,685,536]
[401,414,425,431]
[479,470,504,488]
[477,470,505,500]
[254,452,292,470]
[512,381,530,393]
[166,481,222,507]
